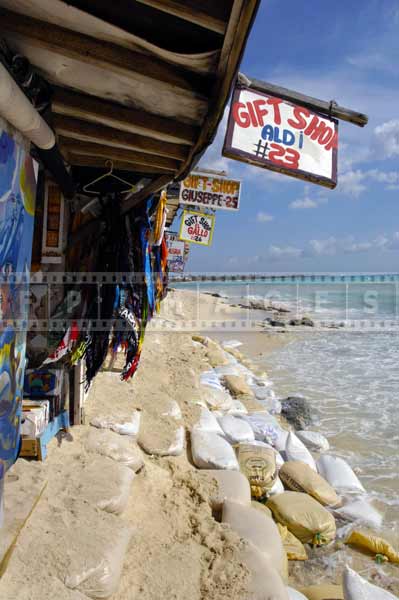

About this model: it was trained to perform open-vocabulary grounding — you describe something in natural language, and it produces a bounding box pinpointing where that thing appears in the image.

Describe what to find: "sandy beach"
[1,288,398,599]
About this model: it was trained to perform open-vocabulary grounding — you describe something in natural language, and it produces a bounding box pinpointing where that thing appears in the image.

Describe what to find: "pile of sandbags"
[237,442,277,500]
[317,455,365,494]
[191,431,239,470]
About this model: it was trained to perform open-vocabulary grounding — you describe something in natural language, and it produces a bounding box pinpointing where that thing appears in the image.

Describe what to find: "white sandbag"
[69,459,134,515]
[203,470,251,511]
[241,413,288,449]
[334,498,382,528]
[191,431,239,470]
[200,370,224,390]
[296,430,329,452]
[317,455,365,494]
[201,386,234,411]
[285,432,317,471]
[227,399,248,416]
[167,426,185,456]
[218,415,255,444]
[111,411,141,437]
[65,514,132,598]
[223,500,287,580]
[193,407,224,435]
[85,429,144,472]
[213,365,242,377]
[239,542,289,600]
[343,566,399,600]
[222,339,243,349]
[162,400,182,420]
[269,477,285,497]
[287,588,308,600]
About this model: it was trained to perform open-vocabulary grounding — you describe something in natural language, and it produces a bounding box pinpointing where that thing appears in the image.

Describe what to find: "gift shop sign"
[223,84,338,189]
[179,210,215,246]
[179,173,241,211]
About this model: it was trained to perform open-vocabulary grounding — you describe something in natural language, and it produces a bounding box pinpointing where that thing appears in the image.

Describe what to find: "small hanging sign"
[223,81,338,189]
[179,173,241,211]
[165,232,188,272]
[178,210,215,246]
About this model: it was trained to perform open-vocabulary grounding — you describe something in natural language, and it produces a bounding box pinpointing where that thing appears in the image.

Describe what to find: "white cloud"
[290,197,318,209]
[268,245,303,260]
[339,170,368,197]
[256,211,274,223]
[374,120,399,158]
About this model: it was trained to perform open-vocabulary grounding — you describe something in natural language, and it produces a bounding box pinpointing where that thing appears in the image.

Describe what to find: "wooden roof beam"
[52,88,198,146]
[60,139,180,171]
[53,115,190,161]
[121,175,173,214]
[68,154,175,175]
[0,8,213,96]
[135,0,230,34]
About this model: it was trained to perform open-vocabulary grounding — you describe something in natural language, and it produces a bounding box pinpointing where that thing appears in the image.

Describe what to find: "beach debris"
[287,587,308,599]
[345,530,399,564]
[223,500,288,580]
[266,491,336,546]
[296,430,330,452]
[334,498,383,528]
[299,584,344,599]
[279,461,340,507]
[238,541,290,599]
[202,470,251,513]
[218,415,255,444]
[237,443,277,500]
[285,432,318,471]
[277,524,308,561]
[317,455,365,494]
[343,565,399,599]
[84,428,144,472]
[190,431,239,470]
[222,374,254,397]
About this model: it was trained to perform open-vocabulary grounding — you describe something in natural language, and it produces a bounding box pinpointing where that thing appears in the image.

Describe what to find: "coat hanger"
[82,160,134,195]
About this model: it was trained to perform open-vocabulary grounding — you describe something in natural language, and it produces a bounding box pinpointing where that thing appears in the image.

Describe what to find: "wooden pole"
[238,73,368,127]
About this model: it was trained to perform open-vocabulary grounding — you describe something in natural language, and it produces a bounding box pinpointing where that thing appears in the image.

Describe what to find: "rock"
[268,319,286,327]
[301,316,314,327]
[281,396,313,430]
[223,374,254,398]
[289,319,302,326]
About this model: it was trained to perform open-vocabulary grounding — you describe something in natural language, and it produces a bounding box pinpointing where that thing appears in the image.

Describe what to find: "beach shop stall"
[0,0,260,519]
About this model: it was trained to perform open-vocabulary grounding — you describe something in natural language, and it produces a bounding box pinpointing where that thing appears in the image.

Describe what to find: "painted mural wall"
[0,124,37,485]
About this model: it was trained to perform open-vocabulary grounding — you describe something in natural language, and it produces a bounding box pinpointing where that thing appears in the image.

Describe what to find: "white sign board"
[179,210,215,246]
[179,173,241,211]
[223,84,338,188]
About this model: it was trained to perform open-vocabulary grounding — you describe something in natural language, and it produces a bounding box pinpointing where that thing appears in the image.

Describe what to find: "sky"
[184,0,399,273]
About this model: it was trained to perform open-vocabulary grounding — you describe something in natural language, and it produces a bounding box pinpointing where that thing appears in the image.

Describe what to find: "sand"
[1,290,284,600]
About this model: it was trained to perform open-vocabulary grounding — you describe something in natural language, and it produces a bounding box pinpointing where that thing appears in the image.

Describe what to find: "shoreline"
[1,289,398,598]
